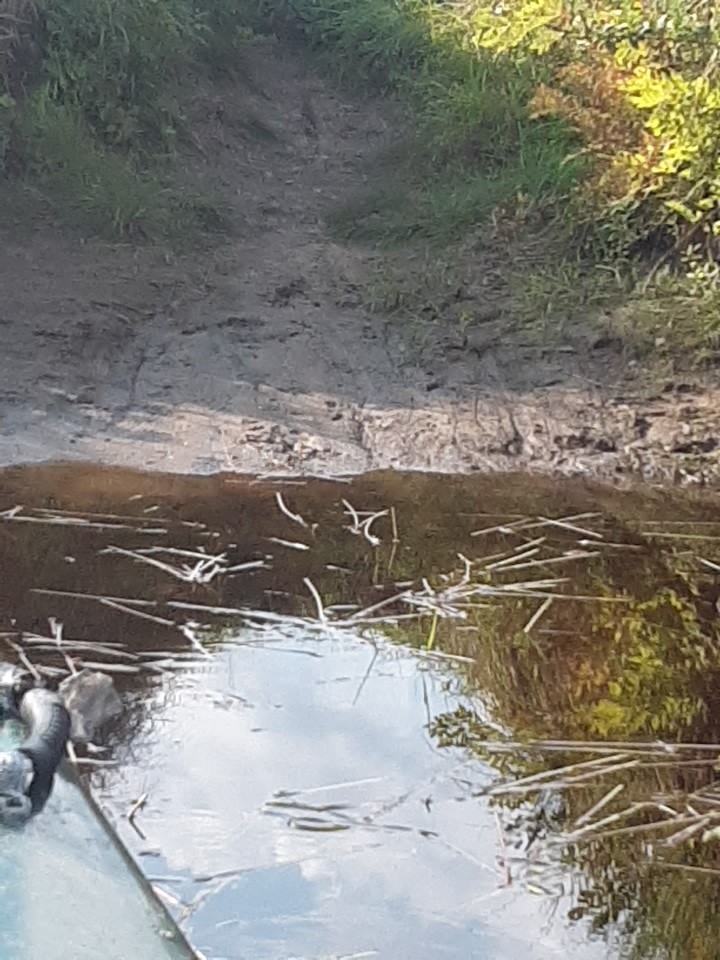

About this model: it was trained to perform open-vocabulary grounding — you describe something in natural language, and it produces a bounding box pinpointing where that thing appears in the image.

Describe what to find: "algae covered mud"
[2,463,720,958]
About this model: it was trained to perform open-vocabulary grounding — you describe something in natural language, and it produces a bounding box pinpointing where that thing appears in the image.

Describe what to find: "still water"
[1,464,720,960]
[104,632,604,960]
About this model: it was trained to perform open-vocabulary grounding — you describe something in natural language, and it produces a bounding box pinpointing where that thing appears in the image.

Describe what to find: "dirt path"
[1,38,719,485]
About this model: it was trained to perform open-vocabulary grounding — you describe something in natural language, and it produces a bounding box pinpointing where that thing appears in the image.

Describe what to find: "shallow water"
[105,630,604,960]
[2,464,720,960]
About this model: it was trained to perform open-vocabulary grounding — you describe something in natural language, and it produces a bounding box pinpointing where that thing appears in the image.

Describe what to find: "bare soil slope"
[1,38,718,484]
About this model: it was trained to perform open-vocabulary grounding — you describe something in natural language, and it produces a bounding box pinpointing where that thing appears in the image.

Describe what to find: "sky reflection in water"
[102,631,607,960]
[5,464,718,959]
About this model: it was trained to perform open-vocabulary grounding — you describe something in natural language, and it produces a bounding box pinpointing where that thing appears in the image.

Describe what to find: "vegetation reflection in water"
[1,464,720,958]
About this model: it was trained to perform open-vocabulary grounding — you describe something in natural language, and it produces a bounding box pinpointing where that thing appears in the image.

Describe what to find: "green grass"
[13,92,222,241]
[249,0,592,255]
[255,0,578,230]
[262,0,720,377]
[0,0,251,239]
[514,257,720,375]
[35,0,205,153]
[328,166,515,246]
[612,273,720,373]
[328,119,580,248]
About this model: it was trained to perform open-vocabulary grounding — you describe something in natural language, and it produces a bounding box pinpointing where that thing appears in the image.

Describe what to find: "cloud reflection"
[102,632,609,960]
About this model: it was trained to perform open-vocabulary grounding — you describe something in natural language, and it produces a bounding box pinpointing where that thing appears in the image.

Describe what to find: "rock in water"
[59,670,123,743]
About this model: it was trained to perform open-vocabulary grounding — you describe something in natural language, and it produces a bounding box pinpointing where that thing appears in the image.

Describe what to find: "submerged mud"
[2,463,720,957]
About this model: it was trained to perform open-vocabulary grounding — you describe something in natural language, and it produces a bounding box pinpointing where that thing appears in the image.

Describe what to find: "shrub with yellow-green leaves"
[523,2,720,264]
[432,0,720,264]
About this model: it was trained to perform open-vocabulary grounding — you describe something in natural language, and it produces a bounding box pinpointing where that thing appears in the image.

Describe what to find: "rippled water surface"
[2,464,720,960]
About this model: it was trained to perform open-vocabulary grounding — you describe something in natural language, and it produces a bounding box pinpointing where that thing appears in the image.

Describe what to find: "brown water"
[2,464,720,960]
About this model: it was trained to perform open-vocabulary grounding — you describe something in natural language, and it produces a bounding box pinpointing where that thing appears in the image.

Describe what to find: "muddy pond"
[2,463,720,960]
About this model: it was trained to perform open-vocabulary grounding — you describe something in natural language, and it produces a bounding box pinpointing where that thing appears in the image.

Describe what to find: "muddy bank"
[1,39,719,485]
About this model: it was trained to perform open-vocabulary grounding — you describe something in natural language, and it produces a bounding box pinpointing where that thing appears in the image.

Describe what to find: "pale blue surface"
[0,726,193,960]
[104,630,610,960]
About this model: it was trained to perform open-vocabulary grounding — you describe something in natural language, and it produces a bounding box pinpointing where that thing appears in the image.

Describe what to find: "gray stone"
[59,670,123,743]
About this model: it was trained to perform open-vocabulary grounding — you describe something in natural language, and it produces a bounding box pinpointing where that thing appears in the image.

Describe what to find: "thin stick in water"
[523,596,553,634]
[275,492,309,528]
[304,578,327,623]
[100,598,176,627]
[574,783,626,828]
